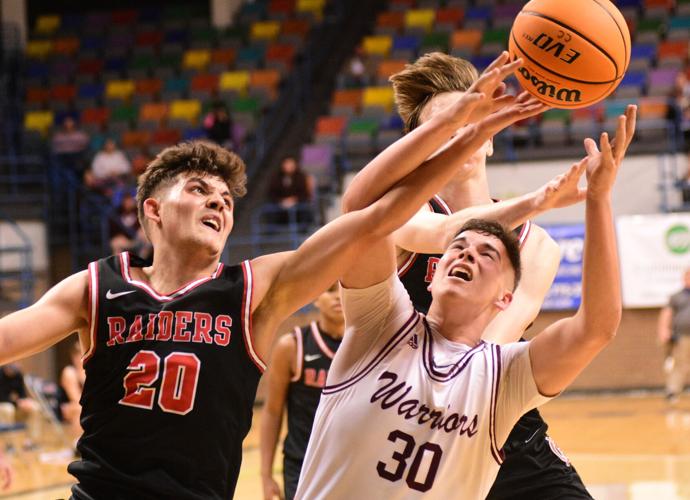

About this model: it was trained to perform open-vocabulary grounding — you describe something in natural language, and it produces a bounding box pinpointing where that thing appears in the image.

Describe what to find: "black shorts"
[283,456,303,500]
[486,424,593,500]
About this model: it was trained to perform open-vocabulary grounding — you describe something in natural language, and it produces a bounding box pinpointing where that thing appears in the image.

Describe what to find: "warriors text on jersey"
[295,275,550,499]
[283,322,341,500]
[69,252,264,500]
[398,195,531,314]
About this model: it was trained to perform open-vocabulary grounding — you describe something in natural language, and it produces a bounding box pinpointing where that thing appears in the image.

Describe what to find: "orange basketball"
[508,0,630,108]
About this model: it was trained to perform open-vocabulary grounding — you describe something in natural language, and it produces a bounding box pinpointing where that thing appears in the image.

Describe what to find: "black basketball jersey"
[283,322,341,464]
[68,252,264,500]
[399,195,531,314]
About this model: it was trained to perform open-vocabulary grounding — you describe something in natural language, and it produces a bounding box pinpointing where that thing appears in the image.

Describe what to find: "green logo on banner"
[666,224,690,254]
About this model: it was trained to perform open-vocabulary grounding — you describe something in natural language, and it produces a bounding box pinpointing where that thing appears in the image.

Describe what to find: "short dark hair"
[454,219,522,290]
[136,141,247,230]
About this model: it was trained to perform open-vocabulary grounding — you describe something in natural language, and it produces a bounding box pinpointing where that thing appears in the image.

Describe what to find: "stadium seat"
[451,30,482,56]
[105,80,135,101]
[637,97,672,142]
[169,99,202,126]
[668,16,690,39]
[363,35,393,57]
[629,43,657,71]
[190,27,217,49]
[24,110,54,135]
[463,6,492,29]
[345,118,378,156]
[53,37,80,56]
[297,0,325,17]
[121,130,151,149]
[435,8,464,33]
[404,9,435,34]
[648,68,679,96]
[376,11,405,35]
[26,40,53,59]
[26,87,50,106]
[210,48,237,71]
[34,15,60,35]
[183,49,211,71]
[279,19,310,46]
[362,87,394,112]
[139,102,169,129]
[315,116,346,146]
[236,46,265,70]
[250,69,282,101]
[268,0,296,19]
[162,76,190,101]
[616,71,646,98]
[111,9,138,25]
[657,41,689,67]
[77,58,104,77]
[51,84,77,104]
[391,35,420,60]
[220,71,251,97]
[376,59,407,85]
[266,43,296,72]
[421,32,449,53]
[331,89,362,117]
[301,143,336,192]
[81,107,110,131]
[152,128,183,146]
[110,104,139,132]
[251,20,281,41]
[190,74,219,100]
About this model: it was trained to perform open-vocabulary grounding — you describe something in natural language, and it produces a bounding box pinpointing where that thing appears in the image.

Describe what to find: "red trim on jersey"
[119,252,223,302]
[397,252,419,278]
[83,262,99,365]
[311,322,335,359]
[518,220,532,249]
[241,260,266,372]
[291,327,303,382]
[432,194,452,215]
[489,344,504,465]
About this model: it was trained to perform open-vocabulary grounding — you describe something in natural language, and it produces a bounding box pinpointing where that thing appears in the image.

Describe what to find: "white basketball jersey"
[295,275,550,500]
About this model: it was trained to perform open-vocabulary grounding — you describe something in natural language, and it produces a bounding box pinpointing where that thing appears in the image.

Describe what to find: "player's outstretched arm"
[259,333,294,500]
[393,160,587,255]
[0,271,89,364]
[342,51,520,213]
[529,105,637,396]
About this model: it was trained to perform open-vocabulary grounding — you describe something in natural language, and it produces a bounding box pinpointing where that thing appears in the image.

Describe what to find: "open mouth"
[201,217,221,232]
[449,266,473,282]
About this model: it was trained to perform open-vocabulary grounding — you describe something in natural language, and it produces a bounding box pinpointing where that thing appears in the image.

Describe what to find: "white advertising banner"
[617,214,690,308]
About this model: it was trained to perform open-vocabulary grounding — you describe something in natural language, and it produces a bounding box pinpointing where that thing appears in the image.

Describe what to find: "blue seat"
[620,71,646,87]
[617,0,642,7]
[471,55,498,71]
[631,44,656,60]
[78,82,104,99]
[183,127,206,140]
[164,29,188,45]
[392,35,420,52]
[104,57,127,73]
[26,62,49,79]
[465,6,492,21]
[81,36,105,51]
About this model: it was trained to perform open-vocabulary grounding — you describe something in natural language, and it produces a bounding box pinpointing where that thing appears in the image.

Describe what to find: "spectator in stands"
[0,364,41,449]
[203,101,234,149]
[84,138,132,197]
[658,268,690,404]
[59,340,84,440]
[51,116,90,174]
[343,47,367,87]
[131,147,154,178]
[266,156,315,225]
[109,192,150,257]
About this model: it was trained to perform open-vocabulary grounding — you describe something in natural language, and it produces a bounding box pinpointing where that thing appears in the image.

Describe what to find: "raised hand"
[583,105,637,199]
[479,91,550,136]
[534,159,588,212]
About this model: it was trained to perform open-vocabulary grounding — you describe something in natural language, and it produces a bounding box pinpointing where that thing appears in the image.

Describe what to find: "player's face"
[418,91,493,170]
[431,230,514,311]
[314,283,343,324]
[158,173,234,256]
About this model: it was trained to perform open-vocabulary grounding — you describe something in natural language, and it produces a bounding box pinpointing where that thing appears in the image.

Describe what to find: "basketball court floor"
[0,393,688,499]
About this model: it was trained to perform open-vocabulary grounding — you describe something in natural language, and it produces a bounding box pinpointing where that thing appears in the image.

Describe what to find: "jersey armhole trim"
[489,344,504,465]
[311,321,335,359]
[291,327,303,382]
[242,260,267,373]
[518,220,532,249]
[82,261,99,365]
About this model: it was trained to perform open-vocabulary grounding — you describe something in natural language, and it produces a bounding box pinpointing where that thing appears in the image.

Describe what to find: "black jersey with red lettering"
[398,195,531,314]
[68,252,264,500]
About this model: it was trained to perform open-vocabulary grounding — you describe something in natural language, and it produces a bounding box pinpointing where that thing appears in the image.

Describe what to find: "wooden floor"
[2,393,690,499]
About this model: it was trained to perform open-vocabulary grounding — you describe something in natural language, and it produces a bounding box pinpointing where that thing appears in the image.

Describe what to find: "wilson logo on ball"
[530,33,581,64]
[517,66,582,103]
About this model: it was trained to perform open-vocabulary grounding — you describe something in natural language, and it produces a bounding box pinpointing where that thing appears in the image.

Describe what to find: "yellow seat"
[250,21,281,41]
[363,35,392,57]
[24,110,54,135]
[297,0,325,16]
[362,86,394,111]
[35,15,60,35]
[405,9,435,32]
[169,99,202,122]
[182,49,211,71]
[26,40,53,59]
[105,80,135,100]
[220,71,250,94]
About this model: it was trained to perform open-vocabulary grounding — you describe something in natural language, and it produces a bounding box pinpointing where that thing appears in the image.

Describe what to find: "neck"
[437,164,491,211]
[425,301,495,346]
[138,242,220,295]
[317,317,344,339]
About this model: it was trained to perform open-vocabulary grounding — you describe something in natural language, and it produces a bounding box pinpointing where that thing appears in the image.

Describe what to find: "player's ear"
[143,198,161,225]
[493,291,512,311]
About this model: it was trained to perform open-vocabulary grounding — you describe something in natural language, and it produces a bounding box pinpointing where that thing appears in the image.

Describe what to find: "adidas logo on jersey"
[408,334,418,349]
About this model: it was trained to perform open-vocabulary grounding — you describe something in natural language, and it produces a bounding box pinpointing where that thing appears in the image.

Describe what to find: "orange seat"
[122,130,151,149]
[644,0,674,8]
[332,89,362,107]
[51,84,77,102]
[112,9,138,24]
[266,43,295,66]
[211,47,236,66]
[191,73,219,92]
[451,30,482,52]
[139,102,168,124]
[377,59,408,81]
[53,37,80,56]
[315,116,346,136]
[639,97,668,118]
[658,40,689,59]
[152,128,182,145]
[250,69,281,98]
[269,0,295,16]
[281,19,310,38]
[135,78,163,96]
[436,7,463,26]
[81,107,110,127]
[26,87,50,103]
[376,11,404,31]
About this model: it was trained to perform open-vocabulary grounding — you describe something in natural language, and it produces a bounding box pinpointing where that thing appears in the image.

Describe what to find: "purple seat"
[649,68,679,88]
[494,4,521,18]
[301,144,335,191]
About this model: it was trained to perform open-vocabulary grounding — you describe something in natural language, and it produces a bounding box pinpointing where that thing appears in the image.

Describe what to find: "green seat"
[542,109,571,123]
[348,118,378,136]
[191,27,217,44]
[132,54,155,71]
[482,29,510,45]
[231,96,260,114]
[637,18,664,33]
[164,4,193,20]
[111,104,138,124]
[158,52,182,70]
[421,32,449,51]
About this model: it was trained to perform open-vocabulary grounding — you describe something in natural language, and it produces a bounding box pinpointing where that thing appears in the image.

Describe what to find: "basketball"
[508,0,631,108]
